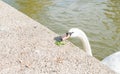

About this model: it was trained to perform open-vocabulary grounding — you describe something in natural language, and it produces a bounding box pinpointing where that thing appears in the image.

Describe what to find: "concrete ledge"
[0,1,115,74]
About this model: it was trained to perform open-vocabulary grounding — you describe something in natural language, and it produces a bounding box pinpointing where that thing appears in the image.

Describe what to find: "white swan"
[62,28,120,73]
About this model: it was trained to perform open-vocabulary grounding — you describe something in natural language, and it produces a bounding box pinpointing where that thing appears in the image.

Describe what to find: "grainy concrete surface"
[0,1,116,74]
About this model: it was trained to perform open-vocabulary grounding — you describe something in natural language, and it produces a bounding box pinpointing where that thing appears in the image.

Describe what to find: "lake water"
[3,0,120,60]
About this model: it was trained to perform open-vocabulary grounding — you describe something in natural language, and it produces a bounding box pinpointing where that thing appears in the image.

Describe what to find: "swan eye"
[69,32,74,36]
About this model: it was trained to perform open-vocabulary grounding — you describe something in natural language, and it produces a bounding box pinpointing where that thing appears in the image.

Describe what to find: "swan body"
[62,28,120,73]
[102,51,120,73]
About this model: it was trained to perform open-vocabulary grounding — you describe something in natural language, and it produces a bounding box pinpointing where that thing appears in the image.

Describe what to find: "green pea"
[55,41,65,46]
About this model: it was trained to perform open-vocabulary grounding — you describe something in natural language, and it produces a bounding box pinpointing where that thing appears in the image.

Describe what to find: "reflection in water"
[102,0,120,59]
[15,0,53,20]
[3,0,120,60]
[105,0,120,33]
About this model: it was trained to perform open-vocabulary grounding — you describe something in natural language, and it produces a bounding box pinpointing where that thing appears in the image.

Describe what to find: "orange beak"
[61,33,71,41]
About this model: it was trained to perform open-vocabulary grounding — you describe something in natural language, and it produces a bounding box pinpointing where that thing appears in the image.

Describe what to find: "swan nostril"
[66,32,74,36]
[66,33,69,36]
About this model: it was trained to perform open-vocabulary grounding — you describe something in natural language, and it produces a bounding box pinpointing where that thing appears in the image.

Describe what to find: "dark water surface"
[3,0,120,60]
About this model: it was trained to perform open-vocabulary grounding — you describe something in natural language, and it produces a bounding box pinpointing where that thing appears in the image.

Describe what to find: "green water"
[3,0,120,60]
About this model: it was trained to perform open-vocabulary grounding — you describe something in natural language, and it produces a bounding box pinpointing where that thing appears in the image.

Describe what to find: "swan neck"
[78,32,92,56]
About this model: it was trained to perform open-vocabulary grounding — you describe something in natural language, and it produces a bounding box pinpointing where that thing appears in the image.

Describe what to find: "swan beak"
[61,32,71,41]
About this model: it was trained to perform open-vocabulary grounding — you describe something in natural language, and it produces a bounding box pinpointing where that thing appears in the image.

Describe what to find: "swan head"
[68,28,81,37]
[61,28,93,56]
[62,28,81,40]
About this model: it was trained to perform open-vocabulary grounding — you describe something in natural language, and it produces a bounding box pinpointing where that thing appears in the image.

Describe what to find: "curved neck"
[78,30,92,56]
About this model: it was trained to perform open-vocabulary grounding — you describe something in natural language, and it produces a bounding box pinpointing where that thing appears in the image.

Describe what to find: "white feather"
[68,28,120,73]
